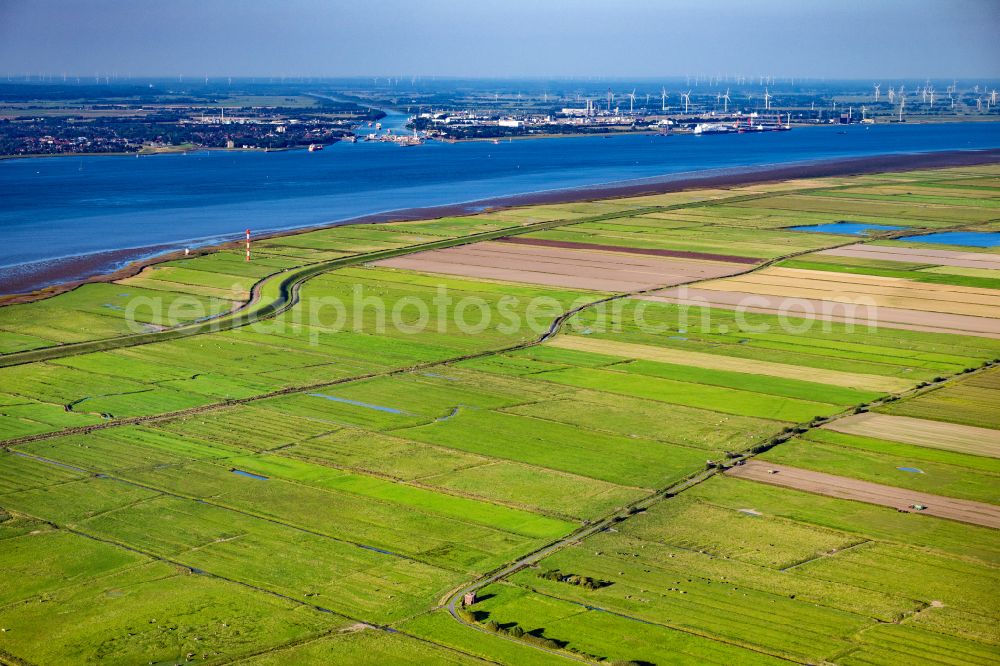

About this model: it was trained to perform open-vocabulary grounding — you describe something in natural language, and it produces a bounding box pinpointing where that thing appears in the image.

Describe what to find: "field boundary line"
[778,538,874,572]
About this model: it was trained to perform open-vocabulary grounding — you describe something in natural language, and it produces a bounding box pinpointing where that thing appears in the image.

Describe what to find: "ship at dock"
[692,113,792,135]
[363,128,426,147]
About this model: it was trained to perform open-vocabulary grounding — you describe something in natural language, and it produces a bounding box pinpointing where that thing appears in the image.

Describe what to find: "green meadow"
[1,165,998,664]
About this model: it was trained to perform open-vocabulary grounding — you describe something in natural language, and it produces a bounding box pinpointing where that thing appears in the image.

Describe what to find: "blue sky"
[1,0,998,79]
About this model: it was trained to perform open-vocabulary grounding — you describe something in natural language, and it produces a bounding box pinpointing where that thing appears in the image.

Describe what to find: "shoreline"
[0,144,308,162]
[2,147,998,306]
[4,118,998,159]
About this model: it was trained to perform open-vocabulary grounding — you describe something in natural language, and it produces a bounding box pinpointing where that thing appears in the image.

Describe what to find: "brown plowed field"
[725,460,1000,528]
[817,244,1000,270]
[496,236,761,264]
[375,241,748,292]
[824,412,1000,458]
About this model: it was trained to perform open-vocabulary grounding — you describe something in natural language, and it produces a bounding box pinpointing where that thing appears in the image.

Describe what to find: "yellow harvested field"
[375,241,745,292]
[695,267,1000,318]
[640,288,1000,339]
[817,244,1000,270]
[548,336,912,393]
[726,460,1000,528]
[823,412,1000,458]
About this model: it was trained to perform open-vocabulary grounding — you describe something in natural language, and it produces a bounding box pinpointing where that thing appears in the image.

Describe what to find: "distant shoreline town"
[1,78,998,157]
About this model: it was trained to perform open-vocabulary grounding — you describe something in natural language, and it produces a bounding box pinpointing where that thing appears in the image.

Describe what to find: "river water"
[1,120,998,290]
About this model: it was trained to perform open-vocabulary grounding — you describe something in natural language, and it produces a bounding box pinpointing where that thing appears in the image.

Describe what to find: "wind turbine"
[898,92,906,121]
[628,89,636,114]
[763,88,772,111]
[991,89,998,106]
[873,83,880,102]
[661,87,667,112]
[888,87,895,104]
[723,89,731,113]
[682,91,692,114]
[861,105,867,121]
[977,97,983,112]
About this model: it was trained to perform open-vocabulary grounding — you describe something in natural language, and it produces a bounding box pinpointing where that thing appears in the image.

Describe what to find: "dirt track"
[376,241,747,292]
[725,460,1000,528]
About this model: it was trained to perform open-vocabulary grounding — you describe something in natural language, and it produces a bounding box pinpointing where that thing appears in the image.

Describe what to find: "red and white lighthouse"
[245,229,251,261]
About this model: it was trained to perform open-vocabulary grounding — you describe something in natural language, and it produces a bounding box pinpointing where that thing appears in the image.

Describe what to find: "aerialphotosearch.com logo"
[123,283,882,341]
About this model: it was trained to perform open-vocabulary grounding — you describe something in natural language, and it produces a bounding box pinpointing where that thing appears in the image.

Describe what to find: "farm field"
[816,243,1000,269]
[0,268,600,437]
[479,469,1000,664]
[0,282,235,351]
[1,164,999,664]
[776,251,1000,290]
[759,428,1000,504]
[725,460,1000,528]
[375,239,749,292]
[545,335,913,392]
[824,412,1000,457]
[878,365,1000,429]
[653,265,1000,335]
[643,283,1000,337]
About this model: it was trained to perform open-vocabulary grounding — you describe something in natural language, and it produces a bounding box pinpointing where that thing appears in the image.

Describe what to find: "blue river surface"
[788,222,907,235]
[1,121,998,284]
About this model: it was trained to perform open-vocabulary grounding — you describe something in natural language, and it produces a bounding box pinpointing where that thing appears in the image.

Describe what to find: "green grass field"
[879,366,1000,428]
[1,164,999,664]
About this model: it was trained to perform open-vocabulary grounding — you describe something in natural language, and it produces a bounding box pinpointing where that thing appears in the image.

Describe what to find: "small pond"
[787,222,907,235]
